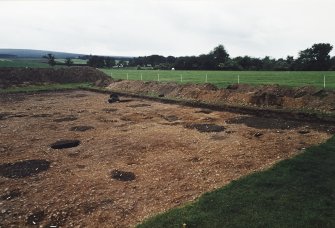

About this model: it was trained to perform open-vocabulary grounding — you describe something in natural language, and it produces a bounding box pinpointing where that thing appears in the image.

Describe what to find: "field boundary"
[83,87,335,125]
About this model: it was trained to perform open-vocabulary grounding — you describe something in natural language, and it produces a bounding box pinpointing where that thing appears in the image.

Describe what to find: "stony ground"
[0,91,332,227]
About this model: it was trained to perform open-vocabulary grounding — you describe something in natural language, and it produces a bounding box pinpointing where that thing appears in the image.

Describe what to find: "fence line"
[105,70,334,89]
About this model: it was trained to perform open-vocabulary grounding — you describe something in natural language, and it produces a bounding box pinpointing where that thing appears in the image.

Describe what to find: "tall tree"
[43,53,56,67]
[65,58,73,67]
[210,45,230,69]
[296,43,333,70]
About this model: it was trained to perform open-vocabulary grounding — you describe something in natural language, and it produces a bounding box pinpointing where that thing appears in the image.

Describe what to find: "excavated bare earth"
[0,91,332,227]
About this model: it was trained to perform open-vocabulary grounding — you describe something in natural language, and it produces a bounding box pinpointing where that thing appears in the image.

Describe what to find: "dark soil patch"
[31,113,53,118]
[26,211,46,225]
[111,170,136,181]
[226,116,305,130]
[50,140,81,149]
[162,115,179,122]
[0,160,50,178]
[0,112,28,120]
[70,126,94,132]
[108,94,120,103]
[298,130,310,134]
[1,189,21,200]
[102,108,118,113]
[53,115,78,122]
[127,104,151,108]
[186,123,225,133]
[195,109,213,114]
[250,92,283,106]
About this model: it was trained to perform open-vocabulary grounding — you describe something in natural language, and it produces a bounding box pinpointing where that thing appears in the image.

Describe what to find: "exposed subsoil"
[107,80,335,113]
[0,91,333,227]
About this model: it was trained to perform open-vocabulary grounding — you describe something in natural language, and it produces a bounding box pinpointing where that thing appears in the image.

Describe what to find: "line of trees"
[129,43,335,71]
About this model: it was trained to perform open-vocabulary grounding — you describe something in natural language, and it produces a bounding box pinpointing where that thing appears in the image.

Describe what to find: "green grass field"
[138,136,335,228]
[55,58,87,65]
[0,58,49,68]
[101,69,335,89]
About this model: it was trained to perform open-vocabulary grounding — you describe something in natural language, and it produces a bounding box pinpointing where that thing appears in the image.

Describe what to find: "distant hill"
[0,49,133,60]
[0,49,83,59]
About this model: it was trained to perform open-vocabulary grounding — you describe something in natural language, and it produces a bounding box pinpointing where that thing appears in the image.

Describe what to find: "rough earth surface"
[0,91,332,227]
[0,67,113,88]
[108,80,335,113]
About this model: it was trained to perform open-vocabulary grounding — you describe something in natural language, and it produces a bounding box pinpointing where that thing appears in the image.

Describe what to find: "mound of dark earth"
[0,160,50,178]
[50,140,80,149]
[0,66,113,88]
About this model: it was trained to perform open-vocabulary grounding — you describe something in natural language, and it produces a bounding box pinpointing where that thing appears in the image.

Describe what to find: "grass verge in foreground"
[138,136,335,228]
[0,83,92,94]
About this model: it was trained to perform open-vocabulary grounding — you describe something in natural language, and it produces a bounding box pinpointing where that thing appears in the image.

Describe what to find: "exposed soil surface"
[108,81,335,113]
[0,91,332,227]
[0,67,112,88]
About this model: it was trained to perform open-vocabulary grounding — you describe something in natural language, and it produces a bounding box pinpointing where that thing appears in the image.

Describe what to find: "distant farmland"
[101,69,335,89]
[0,58,49,68]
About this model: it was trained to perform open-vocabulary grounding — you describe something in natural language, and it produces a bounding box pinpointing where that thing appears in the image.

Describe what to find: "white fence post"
[205,74,208,83]
[181,74,183,83]
[141,73,143,81]
[238,75,240,84]
[126,73,129,80]
[158,74,160,82]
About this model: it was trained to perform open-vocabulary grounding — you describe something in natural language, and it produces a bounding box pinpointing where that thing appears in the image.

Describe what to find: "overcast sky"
[1,0,334,58]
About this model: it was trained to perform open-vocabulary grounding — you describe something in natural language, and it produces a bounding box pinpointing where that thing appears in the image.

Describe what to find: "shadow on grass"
[138,136,335,228]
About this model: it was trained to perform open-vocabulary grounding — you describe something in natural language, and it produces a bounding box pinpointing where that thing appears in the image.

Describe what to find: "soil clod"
[1,189,21,200]
[50,140,80,149]
[298,130,310,134]
[0,160,50,178]
[254,132,263,137]
[186,123,225,133]
[111,170,136,181]
[26,211,46,225]
[108,94,120,103]
[70,126,94,132]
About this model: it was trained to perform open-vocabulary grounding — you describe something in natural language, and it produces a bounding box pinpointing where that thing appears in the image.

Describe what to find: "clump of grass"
[138,136,335,228]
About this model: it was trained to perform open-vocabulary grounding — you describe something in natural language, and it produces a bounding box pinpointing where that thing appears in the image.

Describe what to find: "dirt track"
[0,91,332,227]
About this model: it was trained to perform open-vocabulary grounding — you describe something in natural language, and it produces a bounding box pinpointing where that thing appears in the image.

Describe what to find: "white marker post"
[158,74,160,82]
[141,73,143,81]
[205,74,208,83]
[238,75,240,84]
[127,73,129,80]
[324,75,326,88]
[181,74,183,83]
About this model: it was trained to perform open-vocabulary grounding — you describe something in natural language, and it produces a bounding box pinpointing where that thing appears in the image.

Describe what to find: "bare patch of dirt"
[0,91,332,227]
